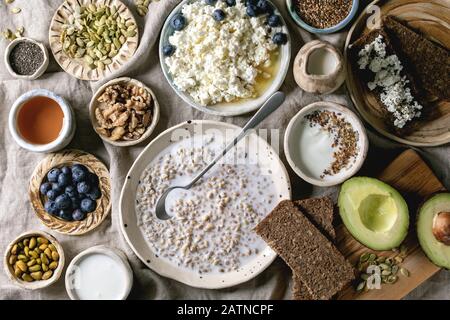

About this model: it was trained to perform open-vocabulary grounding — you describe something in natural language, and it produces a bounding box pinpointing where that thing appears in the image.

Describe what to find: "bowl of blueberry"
[29,150,111,235]
[159,0,291,116]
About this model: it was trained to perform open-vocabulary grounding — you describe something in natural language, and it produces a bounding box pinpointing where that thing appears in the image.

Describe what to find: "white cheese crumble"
[357,35,423,129]
[165,0,279,106]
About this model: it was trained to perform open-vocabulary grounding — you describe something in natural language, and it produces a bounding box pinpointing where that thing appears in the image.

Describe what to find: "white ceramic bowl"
[65,245,133,300]
[119,120,291,289]
[3,230,65,290]
[8,89,76,153]
[284,101,368,187]
[159,0,291,116]
[4,37,49,80]
[89,77,160,147]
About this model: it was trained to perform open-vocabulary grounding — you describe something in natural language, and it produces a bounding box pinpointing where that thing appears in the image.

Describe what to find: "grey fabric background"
[0,0,448,299]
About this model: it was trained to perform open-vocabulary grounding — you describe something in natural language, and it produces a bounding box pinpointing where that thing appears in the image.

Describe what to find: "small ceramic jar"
[8,89,76,153]
[293,40,346,94]
[4,37,49,80]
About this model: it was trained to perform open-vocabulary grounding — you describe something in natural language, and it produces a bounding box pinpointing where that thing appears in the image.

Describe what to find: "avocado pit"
[432,211,450,245]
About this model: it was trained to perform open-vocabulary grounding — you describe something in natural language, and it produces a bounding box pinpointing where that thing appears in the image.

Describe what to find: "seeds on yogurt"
[136,134,277,274]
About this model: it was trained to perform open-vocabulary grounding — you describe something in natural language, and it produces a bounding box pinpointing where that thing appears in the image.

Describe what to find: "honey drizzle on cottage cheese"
[165,0,280,106]
[136,134,278,274]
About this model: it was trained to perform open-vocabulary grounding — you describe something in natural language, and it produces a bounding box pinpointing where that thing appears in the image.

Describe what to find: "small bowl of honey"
[8,89,76,153]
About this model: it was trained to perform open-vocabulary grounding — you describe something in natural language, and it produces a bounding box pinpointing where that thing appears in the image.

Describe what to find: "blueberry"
[77,181,91,194]
[51,183,64,195]
[170,14,186,31]
[213,9,226,21]
[225,0,236,6]
[272,32,287,45]
[46,189,58,201]
[163,44,175,57]
[246,4,259,17]
[267,14,281,27]
[40,182,52,195]
[71,197,80,209]
[55,194,72,210]
[80,198,96,213]
[205,0,217,5]
[72,169,87,183]
[58,209,73,221]
[44,201,58,215]
[256,0,272,14]
[61,166,71,175]
[88,172,100,186]
[65,185,78,198]
[72,209,86,221]
[87,187,101,200]
[47,168,61,183]
[57,173,71,187]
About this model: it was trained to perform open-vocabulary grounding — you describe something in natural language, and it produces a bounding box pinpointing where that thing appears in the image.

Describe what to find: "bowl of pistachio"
[48,0,139,81]
[3,230,65,290]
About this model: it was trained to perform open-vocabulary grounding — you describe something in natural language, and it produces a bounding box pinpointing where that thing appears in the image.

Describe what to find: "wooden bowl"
[49,0,139,81]
[89,77,160,147]
[3,230,65,290]
[344,0,450,146]
[29,149,111,235]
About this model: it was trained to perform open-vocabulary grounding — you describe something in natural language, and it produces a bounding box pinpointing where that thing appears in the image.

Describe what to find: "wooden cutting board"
[336,149,446,300]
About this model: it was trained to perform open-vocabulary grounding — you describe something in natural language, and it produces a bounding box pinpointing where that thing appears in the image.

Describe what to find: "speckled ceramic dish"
[119,120,291,289]
[159,0,291,116]
[286,0,359,34]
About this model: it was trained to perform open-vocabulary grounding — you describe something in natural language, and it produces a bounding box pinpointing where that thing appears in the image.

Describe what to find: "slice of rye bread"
[292,197,336,300]
[254,200,355,300]
[294,197,336,242]
[349,28,429,136]
[384,16,450,100]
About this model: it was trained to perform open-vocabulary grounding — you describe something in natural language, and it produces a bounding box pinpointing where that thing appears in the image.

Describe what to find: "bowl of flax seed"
[286,0,359,34]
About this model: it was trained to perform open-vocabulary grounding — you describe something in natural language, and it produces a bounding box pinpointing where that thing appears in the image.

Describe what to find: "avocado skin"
[338,177,409,251]
[417,193,450,269]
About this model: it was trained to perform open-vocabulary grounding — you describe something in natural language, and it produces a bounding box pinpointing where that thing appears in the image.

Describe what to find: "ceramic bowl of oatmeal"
[159,0,291,116]
[119,120,291,288]
[284,101,368,187]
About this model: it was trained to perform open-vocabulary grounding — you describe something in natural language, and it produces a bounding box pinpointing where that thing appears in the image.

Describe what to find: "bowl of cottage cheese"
[159,0,291,116]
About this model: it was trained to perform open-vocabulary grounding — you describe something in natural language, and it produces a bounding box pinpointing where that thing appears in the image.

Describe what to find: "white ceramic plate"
[119,120,291,289]
[159,0,291,116]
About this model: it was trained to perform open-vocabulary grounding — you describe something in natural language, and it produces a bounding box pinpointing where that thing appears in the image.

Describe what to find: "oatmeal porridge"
[135,133,279,274]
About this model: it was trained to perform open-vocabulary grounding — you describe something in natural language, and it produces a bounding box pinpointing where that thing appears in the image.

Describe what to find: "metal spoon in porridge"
[155,91,286,220]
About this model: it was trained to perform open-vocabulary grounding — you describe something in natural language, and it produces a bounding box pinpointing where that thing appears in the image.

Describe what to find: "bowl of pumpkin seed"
[3,230,65,290]
[49,0,139,81]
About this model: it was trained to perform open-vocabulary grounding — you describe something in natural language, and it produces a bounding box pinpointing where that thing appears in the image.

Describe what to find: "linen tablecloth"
[0,0,449,299]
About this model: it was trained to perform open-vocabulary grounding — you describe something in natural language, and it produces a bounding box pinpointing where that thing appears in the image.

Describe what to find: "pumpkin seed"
[394,256,403,264]
[22,273,33,282]
[42,270,53,280]
[360,252,370,263]
[27,259,36,267]
[30,271,43,280]
[386,275,397,284]
[10,7,21,14]
[361,273,369,281]
[391,265,399,275]
[368,253,376,262]
[381,270,391,276]
[6,0,15,4]
[400,268,410,277]
[356,281,366,292]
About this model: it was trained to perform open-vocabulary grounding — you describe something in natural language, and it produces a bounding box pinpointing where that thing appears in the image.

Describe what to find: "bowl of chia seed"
[4,37,49,80]
[286,0,359,34]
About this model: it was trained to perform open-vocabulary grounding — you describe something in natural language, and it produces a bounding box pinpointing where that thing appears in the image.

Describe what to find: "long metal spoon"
[155,91,286,220]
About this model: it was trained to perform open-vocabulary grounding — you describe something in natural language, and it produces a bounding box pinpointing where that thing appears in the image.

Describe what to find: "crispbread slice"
[254,200,354,300]
[294,197,335,242]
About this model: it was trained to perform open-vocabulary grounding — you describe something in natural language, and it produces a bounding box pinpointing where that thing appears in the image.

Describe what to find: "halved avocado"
[338,177,409,250]
[417,193,450,269]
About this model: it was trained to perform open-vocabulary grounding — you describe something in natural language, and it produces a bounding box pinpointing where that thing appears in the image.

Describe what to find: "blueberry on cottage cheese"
[72,209,86,221]
[171,14,186,31]
[256,0,272,14]
[225,0,236,6]
[40,182,52,195]
[267,14,281,27]
[77,181,91,194]
[47,168,61,182]
[80,198,96,213]
[273,32,287,45]
[213,9,226,21]
[55,194,72,210]
[205,0,217,5]
[246,4,259,17]
[163,44,175,57]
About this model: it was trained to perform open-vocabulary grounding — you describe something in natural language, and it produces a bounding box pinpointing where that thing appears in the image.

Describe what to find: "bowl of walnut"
[89,77,160,147]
